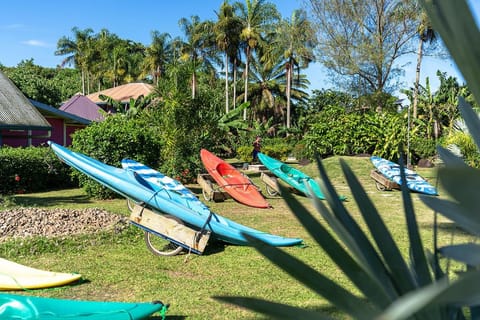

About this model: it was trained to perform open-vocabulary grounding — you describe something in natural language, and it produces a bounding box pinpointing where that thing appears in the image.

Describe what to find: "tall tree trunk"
[233,57,237,109]
[286,62,292,130]
[413,38,424,119]
[192,72,196,99]
[225,54,229,113]
[81,69,86,95]
[243,47,250,120]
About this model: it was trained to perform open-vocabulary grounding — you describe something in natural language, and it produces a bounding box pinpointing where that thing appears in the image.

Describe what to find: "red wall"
[1,117,85,147]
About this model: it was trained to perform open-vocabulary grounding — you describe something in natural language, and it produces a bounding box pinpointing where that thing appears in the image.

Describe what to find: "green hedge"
[236,139,293,162]
[71,114,162,199]
[0,146,74,195]
[303,105,409,161]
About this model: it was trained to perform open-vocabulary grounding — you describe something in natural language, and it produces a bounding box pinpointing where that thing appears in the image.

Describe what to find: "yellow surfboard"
[0,258,82,290]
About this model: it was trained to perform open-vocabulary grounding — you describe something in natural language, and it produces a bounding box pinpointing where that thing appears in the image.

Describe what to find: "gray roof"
[0,70,51,130]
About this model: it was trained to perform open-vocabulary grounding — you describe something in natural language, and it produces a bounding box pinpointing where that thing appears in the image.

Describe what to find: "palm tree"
[55,27,94,94]
[239,49,309,128]
[275,9,316,129]
[178,15,219,99]
[142,31,172,86]
[412,10,437,119]
[234,0,280,119]
[214,1,243,113]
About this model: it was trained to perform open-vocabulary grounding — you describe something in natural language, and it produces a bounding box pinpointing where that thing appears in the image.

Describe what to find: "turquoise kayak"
[48,142,302,247]
[0,293,167,319]
[258,153,346,200]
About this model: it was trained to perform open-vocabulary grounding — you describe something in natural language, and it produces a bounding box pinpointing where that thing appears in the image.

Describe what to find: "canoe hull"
[48,142,302,247]
[0,293,166,319]
[370,156,438,195]
[200,149,270,208]
[0,258,81,291]
[258,153,326,199]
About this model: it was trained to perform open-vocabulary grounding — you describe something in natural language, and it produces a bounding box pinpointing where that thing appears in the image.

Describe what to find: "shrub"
[442,131,480,167]
[236,138,293,163]
[71,114,162,199]
[0,146,73,195]
[304,105,407,161]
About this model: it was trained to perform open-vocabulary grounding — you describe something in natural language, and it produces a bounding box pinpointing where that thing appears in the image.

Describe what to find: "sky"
[0,0,479,103]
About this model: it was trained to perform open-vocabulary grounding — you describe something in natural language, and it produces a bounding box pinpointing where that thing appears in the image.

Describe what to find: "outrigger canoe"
[200,149,270,208]
[48,142,302,247]
[258,153,346,200]
[0,258,81,291]
[0,293,168,319]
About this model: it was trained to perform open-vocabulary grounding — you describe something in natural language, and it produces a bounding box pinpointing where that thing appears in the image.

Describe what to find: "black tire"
[144,215,184,256]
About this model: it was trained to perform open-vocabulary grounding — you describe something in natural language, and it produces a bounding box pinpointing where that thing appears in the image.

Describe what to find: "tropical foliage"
[216,0,480,318]
[0,59,80,106]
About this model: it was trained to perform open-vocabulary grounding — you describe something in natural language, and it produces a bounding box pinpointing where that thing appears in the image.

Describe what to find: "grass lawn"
[1,156,466,319]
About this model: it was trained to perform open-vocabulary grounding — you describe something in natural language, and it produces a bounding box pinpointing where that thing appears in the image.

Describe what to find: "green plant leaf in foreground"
[280,181,393,310]
[238,232,381,320]
[213,296,333,320]
[420,0,480,102]
[398,159,433,288]
[377,270,480,320]
[338,159,417,295]
[438,243,480,266]
[421,196,480,238]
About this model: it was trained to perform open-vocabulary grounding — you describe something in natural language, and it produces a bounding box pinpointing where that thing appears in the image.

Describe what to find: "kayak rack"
[370,169,400,191]
[129,204,211,256]
[260,171,280,196]
[197,173,231,202]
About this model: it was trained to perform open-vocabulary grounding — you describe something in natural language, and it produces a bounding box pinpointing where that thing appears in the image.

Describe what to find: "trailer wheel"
[144,215,184,256]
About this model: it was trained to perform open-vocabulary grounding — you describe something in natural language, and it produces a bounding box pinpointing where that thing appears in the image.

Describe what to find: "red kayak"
[200,149,270,208]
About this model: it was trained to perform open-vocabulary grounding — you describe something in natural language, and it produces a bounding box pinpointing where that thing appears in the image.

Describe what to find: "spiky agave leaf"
[213,296,333,320]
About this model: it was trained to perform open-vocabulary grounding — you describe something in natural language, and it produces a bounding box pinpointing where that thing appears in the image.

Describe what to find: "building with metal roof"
[0,70,51,145]
[0,69,94,146]
[60,94,105,122]
[86,82,154,105]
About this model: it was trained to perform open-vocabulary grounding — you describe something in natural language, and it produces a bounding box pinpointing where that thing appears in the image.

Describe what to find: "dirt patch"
[0,208,128,242]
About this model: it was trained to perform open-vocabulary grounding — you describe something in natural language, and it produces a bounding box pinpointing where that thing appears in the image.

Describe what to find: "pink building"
[0,70,90,147]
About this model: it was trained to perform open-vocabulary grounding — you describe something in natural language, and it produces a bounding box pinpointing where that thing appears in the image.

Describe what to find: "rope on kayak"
[155,302,169,320]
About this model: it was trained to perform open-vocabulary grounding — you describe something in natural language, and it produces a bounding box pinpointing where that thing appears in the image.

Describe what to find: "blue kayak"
[121,159,210,215]
[370,156,438,195]
[0,293,167,319]
[48,142,302,247]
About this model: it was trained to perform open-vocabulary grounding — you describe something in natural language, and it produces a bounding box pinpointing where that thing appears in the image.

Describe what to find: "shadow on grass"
[13,194,93,207]
[420,221,472,237]
[202,240,226,256]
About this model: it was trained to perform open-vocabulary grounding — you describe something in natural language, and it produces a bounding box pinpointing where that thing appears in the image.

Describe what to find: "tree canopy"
[306,0,420,100]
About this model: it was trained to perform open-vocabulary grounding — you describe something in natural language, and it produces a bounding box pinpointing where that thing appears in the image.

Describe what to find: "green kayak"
[0,293,168,319]
[258,153,345,201]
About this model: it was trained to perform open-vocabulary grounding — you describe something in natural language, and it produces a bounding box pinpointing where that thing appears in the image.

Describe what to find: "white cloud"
[21,40,50,47]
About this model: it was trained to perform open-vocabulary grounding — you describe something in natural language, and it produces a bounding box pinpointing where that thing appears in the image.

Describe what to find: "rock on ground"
[0,208,128,242]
